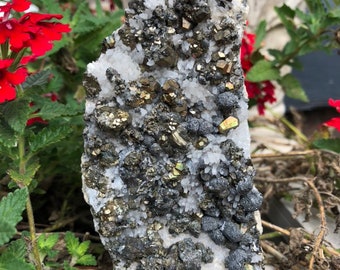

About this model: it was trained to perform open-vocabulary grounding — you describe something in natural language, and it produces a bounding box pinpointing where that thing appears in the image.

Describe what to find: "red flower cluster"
[0,0,70,103]
[324,98,340,132]
[241,31,276,115]
[0,59,27,102]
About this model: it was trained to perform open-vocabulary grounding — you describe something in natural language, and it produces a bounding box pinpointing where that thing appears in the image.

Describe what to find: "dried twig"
[261,220,339,258]
[257,176,339,268]
[261,240,288,262]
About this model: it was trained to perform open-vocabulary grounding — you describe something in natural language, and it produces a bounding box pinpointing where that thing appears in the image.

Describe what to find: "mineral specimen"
[82,0,263,269]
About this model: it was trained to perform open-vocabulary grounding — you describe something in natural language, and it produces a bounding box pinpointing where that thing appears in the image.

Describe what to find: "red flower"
[241,31,255,71]
[0,59,27,103]
[0,18,31,48]
[0,0,31,20]
[324,98,340,132]
[241,30,276,115]
[16,13,71,57]
[0,1,71,58]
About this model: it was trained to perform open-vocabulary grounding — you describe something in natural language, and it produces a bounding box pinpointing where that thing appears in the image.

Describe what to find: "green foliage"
[0,188,28,246]
[22,70,51,90]
[248,1,340,102]
[2,100,33,135]
[0,239,34,270]
[280,74,308,102]
[28,126,73,153]
[313,139,340,153]
[254,20,267,50]
[0,121,16,148]
[37,233,59,262]
[246,60,280,82]
[8,161,40,186]
[65,232,96,266]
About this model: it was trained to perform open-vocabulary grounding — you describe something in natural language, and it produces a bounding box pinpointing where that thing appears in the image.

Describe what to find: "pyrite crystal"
[82,0,263,269]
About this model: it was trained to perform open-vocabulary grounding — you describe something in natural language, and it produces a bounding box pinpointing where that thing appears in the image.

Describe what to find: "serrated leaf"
[0,121,17,148]
[313,138,340,153]
[246,60,280,82]
[0,221,16,246]
[65,231,80,255]
[37,233,59,250]
[35,102,81,120]
[29,125,73,153]
[76,254,97,266]
[0,188,28,245]
[0,253,34,270]
[70,2,91,29]
[254,20,267,49]
[76,241,90,257]
[22,70,51,90]
[46,70,64,93]
[280,74,309,102]
[3,100,32,135]
[8,161,40,186]
[6,239,27,260]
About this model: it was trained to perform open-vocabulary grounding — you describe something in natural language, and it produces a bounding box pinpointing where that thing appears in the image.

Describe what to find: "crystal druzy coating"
[82,0,263,269]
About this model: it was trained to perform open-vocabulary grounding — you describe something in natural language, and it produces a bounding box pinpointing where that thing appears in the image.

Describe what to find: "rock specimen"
[82,0,263,269]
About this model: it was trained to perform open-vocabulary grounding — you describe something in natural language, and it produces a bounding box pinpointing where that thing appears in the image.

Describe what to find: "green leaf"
[64,232,96,266]
[275,5,297,39]
[313,139,340,153]
[114,0,123,9]
[65,231,80,256]
[37,233,59,260]
[95,0,104,17]
[8,161,40,186]
[76,241,90,257]
[6,239,27,260]
[46,70,64,93]
[6,239,27,259]
[246,60,280,82]
[76,254,97,266]
[282,40,298,55]
[22,70,51,90]
[28,125,73,153]
[0,121,17,148]
[0,222,16,246]
[0,252,34,270]
[37,233,59,250]
[35,102,81,120]
[254,20,267,49]
[280,74,309,102]
[3,100,32,135]
[0,188,28,245]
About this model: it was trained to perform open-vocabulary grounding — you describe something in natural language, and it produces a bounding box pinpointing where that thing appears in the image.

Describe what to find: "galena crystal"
[82,0,263,269]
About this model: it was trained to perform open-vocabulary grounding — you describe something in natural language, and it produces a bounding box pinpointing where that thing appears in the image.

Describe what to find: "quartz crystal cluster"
[82,0,263,269]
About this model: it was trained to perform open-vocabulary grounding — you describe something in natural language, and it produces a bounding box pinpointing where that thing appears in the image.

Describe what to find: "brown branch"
[251,150,316,159]
[305,178,327,270]
[261,240,288,262]
[258,174,339,267]
[261,220,339,258]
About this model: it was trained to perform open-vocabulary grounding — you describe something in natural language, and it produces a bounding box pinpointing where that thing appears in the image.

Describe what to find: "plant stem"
[26,195,42,270]
[18,136,42,269]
